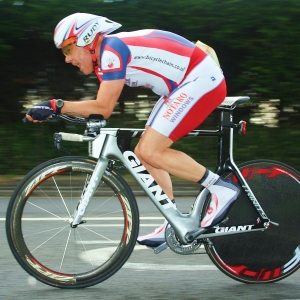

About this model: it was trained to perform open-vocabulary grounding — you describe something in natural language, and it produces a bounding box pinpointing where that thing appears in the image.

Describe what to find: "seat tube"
[216,110,225,174]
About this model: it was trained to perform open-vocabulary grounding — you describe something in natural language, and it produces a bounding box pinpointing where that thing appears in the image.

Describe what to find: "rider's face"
[64,46,93,75]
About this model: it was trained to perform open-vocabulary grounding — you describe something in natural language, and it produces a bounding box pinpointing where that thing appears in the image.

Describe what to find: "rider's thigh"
[135,126,173,161]
[146,56,226,142]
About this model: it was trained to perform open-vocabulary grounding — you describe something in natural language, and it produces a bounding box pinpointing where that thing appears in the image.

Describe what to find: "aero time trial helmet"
[54,12,122,48]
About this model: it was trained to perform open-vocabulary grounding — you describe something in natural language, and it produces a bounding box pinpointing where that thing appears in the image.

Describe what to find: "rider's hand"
[25,99,58,122]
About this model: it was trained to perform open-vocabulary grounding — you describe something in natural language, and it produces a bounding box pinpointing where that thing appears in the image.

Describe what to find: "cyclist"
[25,12,240,249]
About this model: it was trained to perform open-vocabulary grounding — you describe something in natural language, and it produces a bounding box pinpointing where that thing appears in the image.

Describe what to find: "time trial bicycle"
[6,96,300,288]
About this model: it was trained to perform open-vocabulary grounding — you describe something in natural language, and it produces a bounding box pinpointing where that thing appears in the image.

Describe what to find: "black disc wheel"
[203,160,300,283]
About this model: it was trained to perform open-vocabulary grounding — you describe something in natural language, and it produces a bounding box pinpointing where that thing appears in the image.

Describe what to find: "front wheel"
[203,160,300,283]
[6,156,139,288]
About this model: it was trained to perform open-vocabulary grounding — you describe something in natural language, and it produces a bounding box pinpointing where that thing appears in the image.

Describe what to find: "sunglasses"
[60,37,77,56]
[62,44,75,56]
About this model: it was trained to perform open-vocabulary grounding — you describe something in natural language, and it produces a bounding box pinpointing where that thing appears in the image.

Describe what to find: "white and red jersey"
[98,29,226,142]
[99,29,207,95]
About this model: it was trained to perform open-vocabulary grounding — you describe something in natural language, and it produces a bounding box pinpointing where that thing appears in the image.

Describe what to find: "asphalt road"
[1,196,300,300]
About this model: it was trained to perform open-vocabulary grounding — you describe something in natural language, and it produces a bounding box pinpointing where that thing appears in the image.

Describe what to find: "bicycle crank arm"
[185,228,209,243]
[185,217,229,242]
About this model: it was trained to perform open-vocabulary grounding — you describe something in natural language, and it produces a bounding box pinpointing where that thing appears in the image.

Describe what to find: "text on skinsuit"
[134,55,186,72]
[163,93,195,121]
[123,151,176,209]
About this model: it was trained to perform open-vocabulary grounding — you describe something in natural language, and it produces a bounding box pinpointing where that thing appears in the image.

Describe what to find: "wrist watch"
[56,99,64,114]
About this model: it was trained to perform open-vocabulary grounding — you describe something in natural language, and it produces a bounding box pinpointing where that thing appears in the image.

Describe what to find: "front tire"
[6,156,139,288]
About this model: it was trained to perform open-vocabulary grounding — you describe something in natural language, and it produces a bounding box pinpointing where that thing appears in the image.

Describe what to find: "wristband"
[56,99,64,115]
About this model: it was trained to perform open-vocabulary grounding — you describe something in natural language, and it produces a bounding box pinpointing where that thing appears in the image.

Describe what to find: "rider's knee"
[134,144,141,159]
[134,144,152,162]
[135,143,157,165]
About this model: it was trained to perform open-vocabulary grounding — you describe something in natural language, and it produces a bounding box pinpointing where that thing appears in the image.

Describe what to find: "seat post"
[215,109,225,174]
[216,108,235,174]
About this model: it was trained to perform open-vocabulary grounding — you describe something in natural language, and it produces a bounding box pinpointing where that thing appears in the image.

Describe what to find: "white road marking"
[78,245,216,271]
[123,263,217,271]
[0,217,165,221]
[4,215,216,271]
[76,241,205,248]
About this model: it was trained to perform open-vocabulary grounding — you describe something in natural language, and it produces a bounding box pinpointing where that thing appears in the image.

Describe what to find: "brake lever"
[53,133,71,154]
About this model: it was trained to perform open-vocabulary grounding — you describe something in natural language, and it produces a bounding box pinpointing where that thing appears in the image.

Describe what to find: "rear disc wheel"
[204,160,300,283]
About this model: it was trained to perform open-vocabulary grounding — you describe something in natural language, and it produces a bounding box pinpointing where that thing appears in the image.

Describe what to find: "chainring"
[165,223,202,255]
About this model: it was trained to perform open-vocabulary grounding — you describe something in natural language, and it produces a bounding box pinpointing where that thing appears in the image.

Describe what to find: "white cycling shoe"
[201,178,240,228]
[137,178,240,246]
[137,220,167,248]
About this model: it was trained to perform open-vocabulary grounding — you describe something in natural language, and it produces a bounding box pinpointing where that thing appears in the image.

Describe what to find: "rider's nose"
[65,56,71,63]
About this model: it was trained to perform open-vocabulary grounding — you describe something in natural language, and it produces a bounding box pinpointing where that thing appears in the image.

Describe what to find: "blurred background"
[0,0,299,177]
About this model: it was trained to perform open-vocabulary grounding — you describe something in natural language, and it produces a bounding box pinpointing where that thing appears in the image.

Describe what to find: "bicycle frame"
[8,94,299,288]
[57,97,275,244]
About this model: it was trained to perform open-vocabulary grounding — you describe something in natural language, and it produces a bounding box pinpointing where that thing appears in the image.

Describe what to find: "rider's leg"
[135,132,179,248]
[135,126,240,247]
[134,129,206,195]
[135,128,206,182]
[135,129,207,248]
[137,57,239,248]
[134,142,174,200]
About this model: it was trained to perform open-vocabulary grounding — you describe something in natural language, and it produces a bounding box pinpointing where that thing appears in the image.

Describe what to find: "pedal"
[153,242,168,254]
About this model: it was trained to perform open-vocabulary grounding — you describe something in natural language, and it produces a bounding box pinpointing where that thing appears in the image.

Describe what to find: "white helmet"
[54,12,122,48]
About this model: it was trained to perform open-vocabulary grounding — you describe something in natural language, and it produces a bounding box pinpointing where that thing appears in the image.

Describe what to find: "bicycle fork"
[71,157,109,227]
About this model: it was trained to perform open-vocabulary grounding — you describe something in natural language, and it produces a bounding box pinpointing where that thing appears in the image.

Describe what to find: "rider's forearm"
[61,100,113,119]
[60,79,125,119]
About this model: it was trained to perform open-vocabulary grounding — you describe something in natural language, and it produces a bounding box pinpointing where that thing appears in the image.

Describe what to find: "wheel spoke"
[23,226,68,238]
[52,176,72,217]
[85,193,117,216]
[27,201,70,222]
[81,224,121,243]
[60,229,72,272]
[7,158,138,288]
[75,229,95,268]
[36,187,70,218]
[31,225,69,253]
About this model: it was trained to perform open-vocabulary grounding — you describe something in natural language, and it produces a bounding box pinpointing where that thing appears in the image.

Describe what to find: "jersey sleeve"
[100,37,131,80]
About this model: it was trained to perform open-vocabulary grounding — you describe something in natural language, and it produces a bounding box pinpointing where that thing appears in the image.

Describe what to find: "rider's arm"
[25,79,125,122]
[61,79,125,119]
[26,37,128,122]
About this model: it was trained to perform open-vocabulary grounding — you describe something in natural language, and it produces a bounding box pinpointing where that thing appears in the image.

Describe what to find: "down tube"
[100,135,176,212]
[101,135,198,241]
[121,151,198,233]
